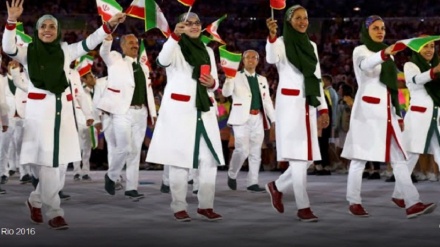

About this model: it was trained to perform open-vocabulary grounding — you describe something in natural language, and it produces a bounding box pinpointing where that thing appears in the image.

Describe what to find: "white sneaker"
[427,172,439,182]
[415,172,428,181]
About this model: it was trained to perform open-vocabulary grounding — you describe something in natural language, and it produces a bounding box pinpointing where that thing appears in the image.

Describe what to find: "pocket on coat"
[410,105,427,113]
[362,96,380,104]
[28,92,46,100]
[171,93,191,102]
[107,87,121,93]
[66,94,73,101]
[281,88,300,96]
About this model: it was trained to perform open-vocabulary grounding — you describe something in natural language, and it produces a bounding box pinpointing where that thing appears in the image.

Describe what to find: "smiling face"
[368,20,386,43]
[420,41,435,62]
[242,50,259,73]
[38,19,58,43]
[184,16,202,39]
[121,34,139,59]
[289,8,308,33]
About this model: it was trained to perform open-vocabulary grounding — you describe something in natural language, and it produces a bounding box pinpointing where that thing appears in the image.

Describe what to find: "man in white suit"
[0,52,9,194]
[97,34,157,200]
[222,50,275,192]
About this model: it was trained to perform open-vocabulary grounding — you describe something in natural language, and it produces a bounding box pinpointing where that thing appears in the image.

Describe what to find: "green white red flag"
[204,14,227,44]
[177,0,195,6]
[392,35,440,52]
[219,45,242,78]
[96,0,123,22]
[138,39,152,70]
[16,22,32,46]
[270,0,286,10]
[134,0,171,37]
[75,55,94,77]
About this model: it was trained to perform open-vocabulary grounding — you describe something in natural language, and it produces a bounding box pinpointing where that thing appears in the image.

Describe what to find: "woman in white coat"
[146,12,224,222]
[265,5,329,222]
[2,0,125,229]
[342,15,435,219]
[400,41,440,193]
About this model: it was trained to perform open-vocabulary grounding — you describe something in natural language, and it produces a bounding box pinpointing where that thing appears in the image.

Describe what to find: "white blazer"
[10,70,28,118]
[222,70,275,129]
[69,69,93,127]
[0,75,10,125]
[97,40,157,123]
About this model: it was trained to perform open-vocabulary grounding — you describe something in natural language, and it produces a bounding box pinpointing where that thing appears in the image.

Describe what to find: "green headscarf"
[178,13,212,112]
[27,15,69,94]
[283,5,321,107]
[360,16,400,116]
[410,48,440,106]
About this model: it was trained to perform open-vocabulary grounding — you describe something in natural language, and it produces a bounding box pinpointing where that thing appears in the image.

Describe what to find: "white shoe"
[415,172,428,181]
[427,172,439,182]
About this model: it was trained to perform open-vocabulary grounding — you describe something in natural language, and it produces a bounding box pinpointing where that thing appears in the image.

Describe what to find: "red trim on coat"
[102,23,112,34]
[5,23,16,30]
[28,92,46,100]
[281,88,300,96]
[410,105,427,113]
[107,87,120,93]
[171,32,181,41]
[385,91,406,162]
[268,35,277,43]
[305,103,312,160]
[380,50,390,61]
[430,68,436,79]
[318,109,328,115]
[260,106,269,130]
[66,94,73,101]
[362,96,381,104]
[170,93,191,102]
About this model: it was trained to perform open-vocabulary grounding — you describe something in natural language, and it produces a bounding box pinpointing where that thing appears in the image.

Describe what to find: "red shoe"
[297,208,318,222]
[265,181,284,213]
[25,200,43,224]
[174,210,191,222]
[391,198,405,208]
[197,208,222,221]
[48,216,69,230]
[349,204,369,217]
[406,202,437,219]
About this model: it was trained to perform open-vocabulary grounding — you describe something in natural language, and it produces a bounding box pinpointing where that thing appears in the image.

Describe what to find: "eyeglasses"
[186,21,201,27]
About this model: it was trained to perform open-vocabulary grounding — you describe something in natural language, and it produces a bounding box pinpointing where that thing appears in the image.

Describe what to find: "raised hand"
[174,22,186,36]
[384,44,399,56]
[108,12,126,28]
[8,60,20,73]
[266,18,278,38]
[6,0,24,22]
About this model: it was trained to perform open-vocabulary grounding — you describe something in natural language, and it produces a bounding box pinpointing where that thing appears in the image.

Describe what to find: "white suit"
[222,70,275,187]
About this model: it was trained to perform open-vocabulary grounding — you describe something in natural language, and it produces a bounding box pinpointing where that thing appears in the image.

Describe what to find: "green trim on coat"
[53,93,62,167]
[423,106,440,154]
[81,40,91,52]
[192,111,221,168]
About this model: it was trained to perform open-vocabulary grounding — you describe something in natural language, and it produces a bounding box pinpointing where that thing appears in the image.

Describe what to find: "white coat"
[10,70,28,118]
[403,62,439,154]
[342,45,406,162]
[96,40,157,123]
[222,70,275,129]
[146,34,225,168]
[2,25,111,167]
[265,36,328,161]
[69,69,93,127]
[0,75,10,126]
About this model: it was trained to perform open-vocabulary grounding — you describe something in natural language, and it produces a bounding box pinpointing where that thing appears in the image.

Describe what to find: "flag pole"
[183,6,192,21]
[271,8,274,20]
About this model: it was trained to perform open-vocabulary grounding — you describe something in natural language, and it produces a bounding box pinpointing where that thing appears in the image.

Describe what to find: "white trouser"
[169,137,217,213]
[228,113,264,186]
[347,137,420,208]
[73,124,92,175]
[103,114,115,175]
[274,160,311,210]
[0,117,17,176]
[13,119,31,178]
[28,164,64,219]
[59,164,68,191]
[108,107,147,191]
[392,134,440,204]
[163,165,198,191]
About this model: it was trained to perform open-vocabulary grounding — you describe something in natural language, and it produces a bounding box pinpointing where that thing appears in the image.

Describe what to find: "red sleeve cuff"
[5,23,16,31]
[398,119,404,124]
[318,109,329,115]
[268,35,277,43]
[380,50,390,61]
[102,23,112,34]
[430,68,435,79]
[171,33,181,41]
[209,79,216,89]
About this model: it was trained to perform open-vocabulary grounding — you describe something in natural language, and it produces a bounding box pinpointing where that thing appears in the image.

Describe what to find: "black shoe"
[247,184,266,193]
[104,173,115,195]
[307,169,318,175]
[82,174,92,181]
[368,172,381,180]
[188,179,194,185]
[316,170,331,176]
[58,191,71,201]
[124,190,144,200]
[385,175,395,182]
[160,183,170,193]
[362,171,370,179]
[8,170,16,177]
[31,176,39,189]
[1,175,8,184]
[411,174,418,183]
[193,190,198,194]
[227,176,237,190]
[20,174,32,184]
[0,186,5,194]
[73,174,81,181]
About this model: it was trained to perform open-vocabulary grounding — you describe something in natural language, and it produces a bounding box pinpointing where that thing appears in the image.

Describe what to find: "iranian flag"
[75,55,94,77]
[219,45,242,78]
[270,0,286,10]
[89,126,99,149]
[138,39,152,70]
[205,14,227,44]
[126,0,145,19]
[201,35,213,45]
[96,0,123,22]
[177,0,195,6]
[16,22,32,46]
[392,35,440,52]
[142,0,171,37]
